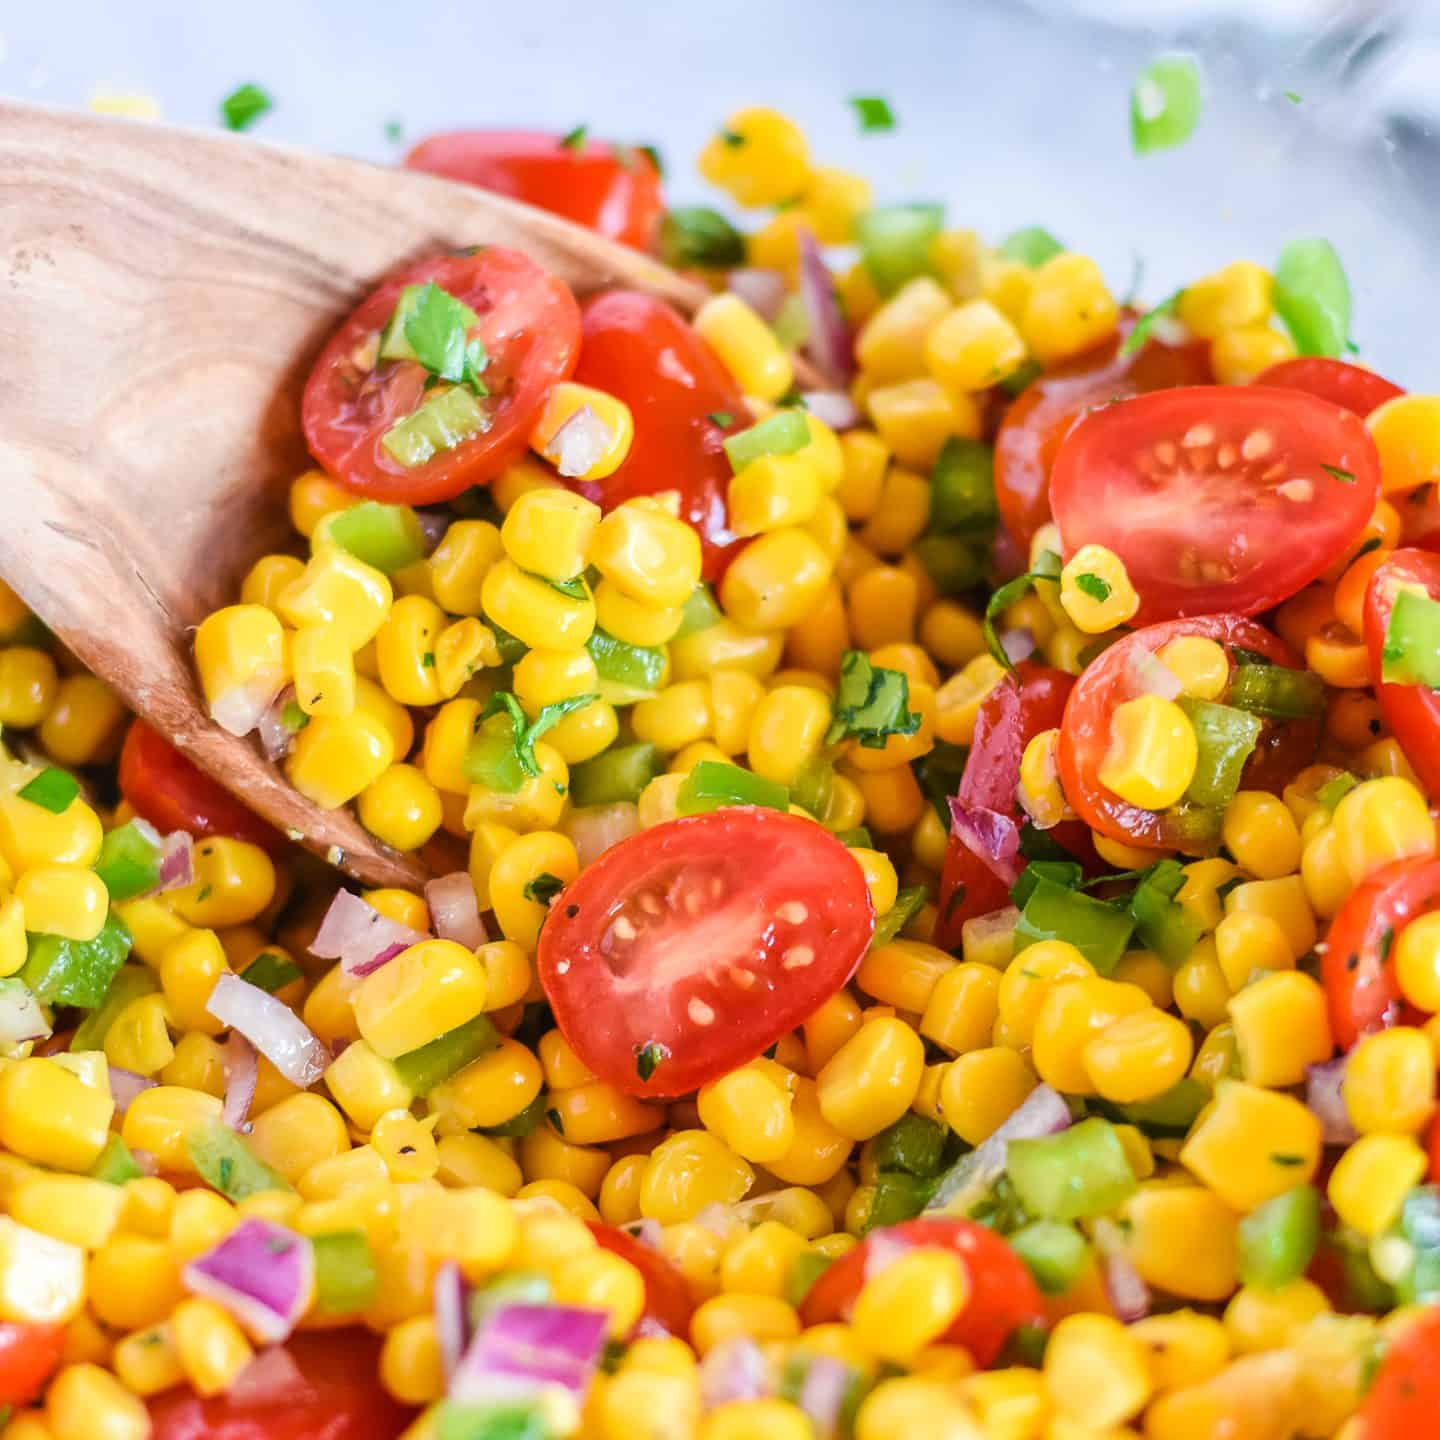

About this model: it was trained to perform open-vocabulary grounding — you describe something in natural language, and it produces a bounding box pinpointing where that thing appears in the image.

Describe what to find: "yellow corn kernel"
[925,298,1027,393]
[480,556,595,652]
[816,1017,925,1141]
[690,1294,800,1358]
[717,1221,808,1302]
[1021,253,1120,364]
[1045,1312,1151,1429]
[1178,262,1273,339]
[633,681,713,753]
[1017,727,1067,829]
[1306,622,1370,689]
[1210,325,1298,386]
[246,1092,348,1187]
[1343,1027,1436,1135]
[376,1313,446,1408]
[720,528,831,632]
[8,1170,124,1251]
[697,1063,796,1167]
[1131,1310,1230,1393]
[0,1058,114,1172]
[113,1323,186,1397]
[847,566,920,654]
[836,430,891,522]
[766,1077,853,1188]
[431,1037,543,1133]
[278,547,393,653]
[996,939,1095,1045]
[1181,1080,1321,1211]
[1059,544,1140,633]
[0,646,58,730]
[1177,857,1242,933]
[1227,970,1331,1088]
[1367,394,1440,495]
[590,498,704,611]
[528,385,633,485]
[287,706,395,809]
[288,468,358,536]
[1223,1279,1330,1358]
[1083,1008,1194,1103]
[1357,735,1422,787]
[547,1081,662,1148]
[241,552,307,614]
[917,602,985,672]
[917,962,1001,1057]
[590,583,681,653]
[1121,1183,1239,1302]
[538,1029,596,1091]
[409,1184,518,1278]
[170,1295,254,1396]
[488,830,578,951]
[288,625,354,719]
[698,106,810,208]
[1099,694,1198,811]
[856,278,954,384]
[520,1128,611,1197]
[741,684,830,787]
[1221,791,1302,881]
[372,593,444,707]
[434,1133,523,1197]
[0,894,30,979]
[980,257,1035,324]
[669,616,784,682]
[694,293,793,400]
[1330,1132,1428,1237]
[193,604,288,733]
[168,837,276,930]
[1396,910,1440,1012]
[1224,876,1318,958]
[1212,911,1293,993]
[37,673,123,767]
[428,519,503,617]
[1031,977,1152,1096]
[353,938,487,1059]
[639,1131,753,1224]
[853,1247,969,1364]
[45,1361,151,1440]
[1332,775,1436,883]
[866,378,981,471]
[12,864,106,944]
[1153,635,1229,702]
[933,654,1006,748]
[155,927,228,1037]
[728,452,823,538]
[357,762,443,853]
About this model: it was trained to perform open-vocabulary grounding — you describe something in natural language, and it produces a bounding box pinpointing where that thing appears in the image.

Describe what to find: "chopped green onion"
[187,1122,292,1200]
[1011,1220,1091,1295]
[322,502,426,575]
[1129,859,1203,967]
[928,437,998,538]
[586,630,667,704]
[1007,1118,1138,1221]
[998,227,1064,268]
[855,204,945,297]
[1130,55,1204,154]
[93,820,163,901]
[677,761,788,816]
[240,951,303,994]
[1120,289,1184,358]
[381,386,485,468]
[569,743,661,807]
[1274,238,1351,359]
[312,1231,379,1315]
[1381,587,1440,688]
[1238,1184,1321,1289]
[18,767,79,814]
[825,651,921,749]
[221,83,272,132]
[393,1014,500,1097]
[850,96,896,133]
[559,124,589,151]
[870,1113,947,1178]
[1226,664,1325,720]
[89,1134,144,1186]
[659,207,746,270]
[636,1041,669,1084]
[871,886,928,950]
[1180,698,1263,809]
[723,411,811,471]
[70,966,157,1051]
[21,913,133,1010]
[1014,878,1135,976]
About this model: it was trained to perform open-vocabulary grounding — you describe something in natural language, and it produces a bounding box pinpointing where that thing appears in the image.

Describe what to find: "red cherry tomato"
[302,249,581,505]
[149,1330,414,1440]
[1256,356,1404,418]
[1051,387,1381,623]
[0,1322,66,1407]
[993,322,1212,553]
[1362,548,1440,796]
[536,809,875,1097]
[570,291,747,580]
[119,720,283,855]
[1354,1306,1440,1438]
[1321,858,1440,1052]
[933,663,1075,950]
[405,131,664,252]
[1057,617,1314,853]
[587,1223,695,1337]
[800,1218,1045,1367]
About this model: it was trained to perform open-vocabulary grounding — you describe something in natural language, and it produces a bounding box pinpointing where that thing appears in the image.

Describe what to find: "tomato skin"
[0,1322,66,1407]
[993,322,1212,553]
[536,809,875,1098]
[148,1331,414,1440]
[119,720,283,855]
[1256,357,1405,418]
[1058,617,1312,853]
[1051,386,1381,623]
[302,249,581,505]
[587,1223,695,1337]
[934,663,1075,949]
[1354,1306,1440,1438]
[1362,549,1440,797]
[800,1218,1045,1367]
[405,131,664,252]
[570,292,747,580]
[1321,858,1440,1051]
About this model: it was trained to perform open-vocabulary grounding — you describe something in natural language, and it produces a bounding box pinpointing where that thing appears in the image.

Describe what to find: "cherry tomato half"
[1354,1306,1440,1438]
[1256,356,1405,418]
[587,1222,695,1338]
[800,1217,1045,1368]
[119,720,282,855]
[405,131,664,252]
[0,1322,66,1408]
[993,320,1212,553]
[1321,858,1440,1051]
[536,809,875,1097]
[570,291,747,580]
[1057,617,1315,853]
[149,1330,414,1440]
[1051,386,1380,623]
[934,663,1076,950]
[302,249,581,505]
[1362,548,1440,797]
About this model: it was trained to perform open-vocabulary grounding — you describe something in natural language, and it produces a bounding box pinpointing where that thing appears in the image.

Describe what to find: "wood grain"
[0,100,715,887]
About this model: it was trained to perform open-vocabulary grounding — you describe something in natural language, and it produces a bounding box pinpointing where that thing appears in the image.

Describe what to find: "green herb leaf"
[1285,90,1303,104]
[1131,54,1204,154]
[1075,573,1112,603]
[1321,463,1356,485]
[1120,289,1184,357]
[392,283,489,396]
[1274,238,1351,358]
[523,873,565,908]
[241,951,304,994]
[559,124,589,151]
[871,887,928,949]
[635,143,665,177]
[1381,587,1440,688]
[850,96,896,133]
[1316,772,1359,811]
[998,227,1064,268]
[525,693,600,761]
[708,411,734,428]
[384,118,404,143]
[545,575,590,600]
[221,83,272,132]
[660,207,746,270]
[281,700,309,733]
[825,651,922,749]
[636,1041,669,1084]
[720,128,745,148]
[984,551,1062,672]
[18,767,79,814]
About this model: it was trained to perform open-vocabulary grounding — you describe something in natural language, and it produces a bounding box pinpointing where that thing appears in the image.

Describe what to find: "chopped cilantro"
[559,124,589,151]
[1321,463,1356,485]
[1131,55,1204,154]
[636,1041,669,1083]
[1285,90,1303,104]
[1120,289,1184,357]
[546,575,590,600]
[984,550,1062,672]
[825,651,921,750]
[635,143,665,177]
[1379,926,1396,962]
[999,227,1064,268]
[523,873,566,907]
[850,96,896,133]
[281,700,309,733]
[871,887,928,949]
[384,118,404,143]
[546,1107,566,1135]
[708,411,735,428]
[18,767,79,814]
[481,691,598,780]
[720,128,745,147]
[221,83,272,132]
[389,283,489,397]
[421,652,436,668]
[1075,573,1112,603]
[241,951,303,994]
[1271,1153,1307,1167]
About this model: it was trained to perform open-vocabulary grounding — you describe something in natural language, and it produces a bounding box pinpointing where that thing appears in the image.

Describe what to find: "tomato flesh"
[148,1330,413,1440]
[1362,548,1440,797]
[536,809,875,1097]
[302,249,581,505]
[0,1322,66,1407]
[1057,617,1314,853]
[1354,1306,1440,1438]
[405,131,664,252]
[119,720,283,855]
[1256,356,1404,418]
[800,1218,1045,1367]
[588,1223,695,1337]
[993,321,1212,553]
[570,291,747,580]
[1051,386,1381,622]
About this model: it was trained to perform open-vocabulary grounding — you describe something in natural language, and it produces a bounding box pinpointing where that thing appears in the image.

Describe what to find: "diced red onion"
[1306,1055,1357,1145]
[433,1261,470,1381]
[227,1345,315,1407]
[797,228,854,386]
[698,1337,769,1408]
[205,973,329,1090]
[861,1227,917,1282]
[1000,627,1037,664]
[310,888,429,978]
[565,803,639,871]
[1128,647,1183,701]
[800,390,861,432]
[108,1066,156,1115]
[0,982,52,1046]
[415,509,452,552]
[545,407,612,479]
[426,873,487,951]
[797,1354,855,1438]
[727,268,787,323]
[1094,1219,1151,1323]
[927,1084,1072,1213]
[947,798,1023,886]
[210,671,287,739]
[130,1147,159,1176]
[182,1218,314,1344]
[451,1304,609,1406]
[257,686,299,764]
[221,1031,258,1132]
[155,831,195,893]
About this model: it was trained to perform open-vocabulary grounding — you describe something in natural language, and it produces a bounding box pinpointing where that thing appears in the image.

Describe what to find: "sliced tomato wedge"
[570,291,747,580]
[588,1222,695,1337]
[148,1330,413,1440]
[1354,1306,1440,1438]
[1321,858,1440,1051]
[1362,548,1440,796]
[1058,617,1316,853]
[536,810,874,1097]
[800,1218,1045,1367]
[993,320,1212,553]
[0,1321,66,1407]
[119,720,283,855]
[405,131,664,251]
[1256,357,1404,418]
[302,248,581,504]
[1051,386,1380,622]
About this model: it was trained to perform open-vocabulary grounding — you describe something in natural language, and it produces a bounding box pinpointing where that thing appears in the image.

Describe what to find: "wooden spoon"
[0,100,731,889]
